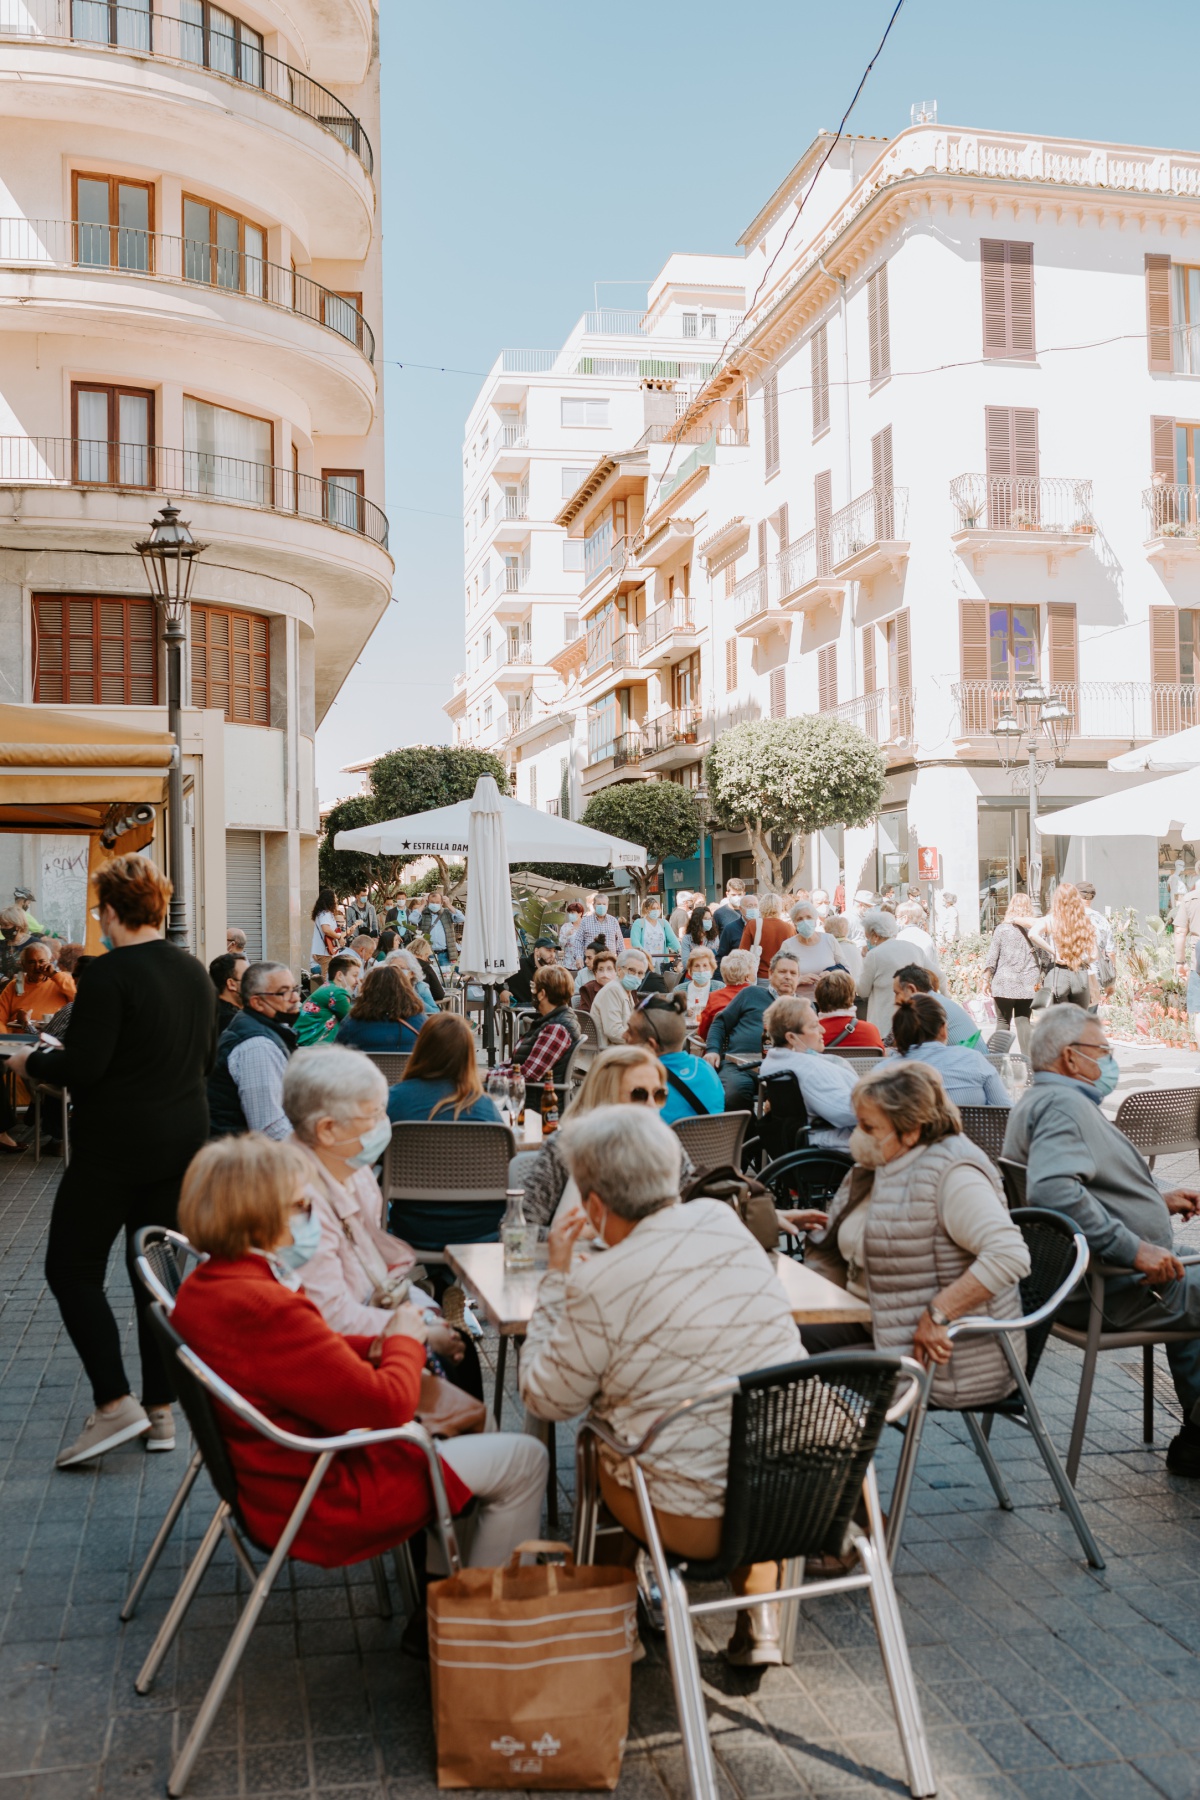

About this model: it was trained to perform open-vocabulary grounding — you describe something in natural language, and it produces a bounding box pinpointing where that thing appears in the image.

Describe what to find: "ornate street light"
[135,503,208,947]
[992,678,1074,908]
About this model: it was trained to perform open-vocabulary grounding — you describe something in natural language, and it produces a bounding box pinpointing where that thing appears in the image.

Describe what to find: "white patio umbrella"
[456,776,520,984]
[1109,724,1200,773]
[1037,768,1200,839]
[333,789,646,866]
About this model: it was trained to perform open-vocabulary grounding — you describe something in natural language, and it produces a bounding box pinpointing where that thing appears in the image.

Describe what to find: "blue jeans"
[1059,1267,1200,1425]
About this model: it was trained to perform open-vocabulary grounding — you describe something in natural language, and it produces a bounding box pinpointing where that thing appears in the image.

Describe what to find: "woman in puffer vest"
[806,1062,1030,1407]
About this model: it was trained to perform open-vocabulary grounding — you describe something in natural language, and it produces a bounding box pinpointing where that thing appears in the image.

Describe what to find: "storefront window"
[978,804,1065,928]
[876,811,908,893]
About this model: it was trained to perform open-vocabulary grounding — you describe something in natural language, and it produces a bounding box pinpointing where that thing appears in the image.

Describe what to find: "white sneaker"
[144,1406,176,1452]
[723,1603,783,1668]
[56,1395,150,1468]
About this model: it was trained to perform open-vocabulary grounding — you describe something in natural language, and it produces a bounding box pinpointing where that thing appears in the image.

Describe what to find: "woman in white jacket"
[520,1104,802,1668]
[758,996,859,1148]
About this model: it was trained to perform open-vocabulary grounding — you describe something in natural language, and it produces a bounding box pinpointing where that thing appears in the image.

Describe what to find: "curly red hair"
[93,854,172,930]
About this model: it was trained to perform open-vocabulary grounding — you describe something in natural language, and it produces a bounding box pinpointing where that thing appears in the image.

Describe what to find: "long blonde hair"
[1049,882,1096,972]
[1005,894,1034,923]
[565,1045,665,1117]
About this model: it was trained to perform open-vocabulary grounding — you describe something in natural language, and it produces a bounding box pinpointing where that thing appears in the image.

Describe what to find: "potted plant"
[1072,519,1094,534]
[1010,508,1038,531]
[959,505,982,529]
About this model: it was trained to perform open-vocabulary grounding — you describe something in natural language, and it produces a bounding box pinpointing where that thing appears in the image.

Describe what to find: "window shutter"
[861,625,877,693]
[811,323,829,436]
[818,645,837,711]
[868,263,890,384]
[871,425,894,538]
[1013,408,1039,478]
[192,605,270,723]
[725,637,738,693]
[1146,254,1174,372]
[763,371,780,476]
[769,666,786,718]
[1151,607,1179,683]
[757,520,767,567]
[981,241,1034,358]
[960,600,989,681]
[777,503,788,550]
[1151,415,1176,481]
[985,406,1014,479]
[815,469,832,575]
[894,610,911,692]
[33,594,157,705]
[1047,603,1077,691]
[225,830,264,962]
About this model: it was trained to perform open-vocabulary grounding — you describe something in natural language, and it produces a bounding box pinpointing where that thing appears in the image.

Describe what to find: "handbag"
[682,1163,781,1253]
[416,1370,487,1439]
[429,1541,636,1790]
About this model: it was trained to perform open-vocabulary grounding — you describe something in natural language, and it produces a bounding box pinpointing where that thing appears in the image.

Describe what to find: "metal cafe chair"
[139,1303,461,1798]
[574,1354,936,1800]
[121,1228,208,1622]
[1114,1085,1200,1170]
[381,1118,514,1256]
[887,1209,1105,1571]
[957,1104,1011,1165]
[825,1044,885,1065]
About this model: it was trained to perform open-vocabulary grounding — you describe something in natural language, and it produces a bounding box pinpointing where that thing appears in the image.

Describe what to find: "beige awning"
[0,704,174,808]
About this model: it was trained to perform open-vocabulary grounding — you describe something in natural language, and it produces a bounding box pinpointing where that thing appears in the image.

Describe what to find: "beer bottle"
[540,1074,559,1135]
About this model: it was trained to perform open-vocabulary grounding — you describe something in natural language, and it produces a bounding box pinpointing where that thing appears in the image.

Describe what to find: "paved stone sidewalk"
[5,1151,1200,1800]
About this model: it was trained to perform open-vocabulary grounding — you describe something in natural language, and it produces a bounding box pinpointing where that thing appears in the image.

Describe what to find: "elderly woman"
[281,1047,476,1385]
[759,996,858,1148]
[591,946,648,1047]
[815,969,883,1049]
[681,943,721,1029]
[822,913,861,983]
[739,890,797,968]
[807,1063,1030,1402]
[520,1105,803,1667]
[519,1045,693,1228]
[172,1133,547,1572]
[856,907,933,1037]
[893,995,1010,1108]
[786,900,846,997]
[696,947,754,1041]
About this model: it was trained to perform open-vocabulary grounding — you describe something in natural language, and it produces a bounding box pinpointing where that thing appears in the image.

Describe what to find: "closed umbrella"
[456,777,520,1067]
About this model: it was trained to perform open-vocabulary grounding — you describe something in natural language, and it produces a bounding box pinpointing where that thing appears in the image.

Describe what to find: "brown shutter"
[777,502,788,549]
[725,637,738,693]
[1152,415,1176,480]
[763,371,780,475]
[1047,602,1078,692]
[818,645,837,711]
[757,520,767,567]
[985,406,1014,478]
[811,323,829,436]
[894,609,911,691]
[815,469,832,574]
[981,240,1009,356]
[982,241,1035,358]
[1151,607,1179,683]
[770,666,786,718]
[33,595,157,705]
[1013,409,1039,477]
[1009,242,1034,357]
[868,264,890,384]
[862,625,877,693]
[871,425,895,538]
[960,600,989,681]
[1146,253,1173,372]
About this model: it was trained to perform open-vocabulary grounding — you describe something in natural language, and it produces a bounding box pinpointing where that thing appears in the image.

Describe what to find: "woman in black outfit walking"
[9,855,217,1468]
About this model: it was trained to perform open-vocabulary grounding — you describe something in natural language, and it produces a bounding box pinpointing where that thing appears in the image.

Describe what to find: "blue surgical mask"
[744,907,760,922]
[408,911,422,924]
[428,903,441,913]
[621,973,642,991]
[346,1118,392,1168]
[593,902,608,916]
[1077,1047,1119,1098]
[276,1207,322,1273]
[702,917,713,932]
[100,934,114,951]
[691,969,712,986]
[644,911,660,923]
[796,919,817,939]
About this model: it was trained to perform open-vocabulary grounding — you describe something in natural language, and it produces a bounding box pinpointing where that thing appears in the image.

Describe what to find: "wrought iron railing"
[950,474,1093,534]
[6,1,373,172]
[1143,483,1200,537]
[732,565,769,623]
[644,709,703,754]
[584,631,639,678]
[638,599,695,655]
[611,731,644,769]
[0,217,373,360]
[830,485,910,565]
[827,687,913,745]
[776,529,818,597]
[0,436,388,546]
[953,680,1196,740]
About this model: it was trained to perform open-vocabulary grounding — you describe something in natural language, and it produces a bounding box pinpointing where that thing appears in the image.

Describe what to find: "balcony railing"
[505,701,534,736]
[611,731,644,769]
[637,422,749,448]
[496,641,533,668]
[953,681,1197,740]
[827,687,913,745]
[644,708,704,755]
[733,565,769,624]
[830,485,909,565]
[499,424,527,448]
[584,631,639,678]
[498,566,528,593]
[4,1,373,172]
[499,491,528,522]
[580,309,742,338]
[0,436,388,546]
[776,529,819,596]
[0,218,373,360]
[638,599,695,655]
[500,349,556,374]
[950,475,1093,533]
[583,531,637,586]
[1143,483,1200,537]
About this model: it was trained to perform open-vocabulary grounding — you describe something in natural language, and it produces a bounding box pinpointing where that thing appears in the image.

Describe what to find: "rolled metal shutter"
[225,830,264,962]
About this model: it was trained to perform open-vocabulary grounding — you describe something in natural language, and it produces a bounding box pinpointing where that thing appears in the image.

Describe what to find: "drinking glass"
[508,1073,526,1128]
[486,1071,510,1121]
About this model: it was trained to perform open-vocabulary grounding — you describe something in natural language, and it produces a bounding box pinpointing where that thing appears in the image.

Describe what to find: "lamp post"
[135,503,207,947]
[695,782,709,903]
[993,678,1073,908]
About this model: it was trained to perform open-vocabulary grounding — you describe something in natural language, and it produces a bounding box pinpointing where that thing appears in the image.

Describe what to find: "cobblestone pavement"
[5,1139,1200,1800]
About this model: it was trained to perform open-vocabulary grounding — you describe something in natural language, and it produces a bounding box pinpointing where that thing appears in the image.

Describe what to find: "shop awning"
[0,703,174,817]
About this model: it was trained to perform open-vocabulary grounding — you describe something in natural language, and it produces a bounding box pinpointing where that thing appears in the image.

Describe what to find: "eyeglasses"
[629,1085,669,1106]
[265,985,300,999]
[1069,1040,1110,1059]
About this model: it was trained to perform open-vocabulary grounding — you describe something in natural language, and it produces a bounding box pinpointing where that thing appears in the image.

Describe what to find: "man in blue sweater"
[1004,1004,1200,1476]
[704,950,801,1109]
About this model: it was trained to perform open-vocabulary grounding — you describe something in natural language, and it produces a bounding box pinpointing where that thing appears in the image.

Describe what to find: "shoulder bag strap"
[827,1017,857,1049]
[665,1067,708,1115]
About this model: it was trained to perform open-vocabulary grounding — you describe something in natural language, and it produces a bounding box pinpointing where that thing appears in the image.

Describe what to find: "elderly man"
[705,949,803,1109]
[519,1104,802,1666]
[569,893,625,965]
[857,909,932,1037]
[226,926,247,957]
[1003,1005,1200,1475]
[591,946,648,1047]
[847,888,880,947]
[207,962,299,1140]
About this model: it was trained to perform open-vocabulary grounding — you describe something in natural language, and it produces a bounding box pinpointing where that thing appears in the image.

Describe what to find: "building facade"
[0,0,389,964]
[454,123,1200,928]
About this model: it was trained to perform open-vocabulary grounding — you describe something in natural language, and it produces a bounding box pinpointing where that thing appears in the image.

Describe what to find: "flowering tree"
[704,715,886,890]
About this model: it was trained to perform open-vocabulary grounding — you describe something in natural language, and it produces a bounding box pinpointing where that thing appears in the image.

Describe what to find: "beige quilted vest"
[863,1136,1025,1409]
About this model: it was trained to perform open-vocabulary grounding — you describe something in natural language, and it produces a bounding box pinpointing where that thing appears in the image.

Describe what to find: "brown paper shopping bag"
[429,1540,637,1790]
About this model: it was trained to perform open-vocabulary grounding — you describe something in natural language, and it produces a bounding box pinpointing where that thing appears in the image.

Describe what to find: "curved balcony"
[0,1,372,174]
[0,435,388,548]
[0,218,373,362]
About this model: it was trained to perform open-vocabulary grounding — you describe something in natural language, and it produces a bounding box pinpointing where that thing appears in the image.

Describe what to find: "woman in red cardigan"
[172,1135,546,1569]
[739,892,798,968]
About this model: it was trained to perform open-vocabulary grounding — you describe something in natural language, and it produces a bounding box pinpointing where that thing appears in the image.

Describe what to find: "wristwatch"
[927,1303,952,1329]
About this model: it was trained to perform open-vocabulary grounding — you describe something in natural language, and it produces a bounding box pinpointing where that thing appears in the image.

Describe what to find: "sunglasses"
[629,1085,669,1106]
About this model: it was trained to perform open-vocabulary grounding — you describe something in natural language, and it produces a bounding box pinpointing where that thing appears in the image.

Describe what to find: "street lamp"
[135,503,208,947]
[695,782,710,903]
[993,678,1074,908]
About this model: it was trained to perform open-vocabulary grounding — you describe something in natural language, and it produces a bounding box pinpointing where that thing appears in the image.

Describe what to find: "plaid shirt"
[508,1021,575,1086]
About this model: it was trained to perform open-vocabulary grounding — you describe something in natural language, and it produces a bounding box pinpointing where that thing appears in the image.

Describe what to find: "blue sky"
[314,0,1200,801]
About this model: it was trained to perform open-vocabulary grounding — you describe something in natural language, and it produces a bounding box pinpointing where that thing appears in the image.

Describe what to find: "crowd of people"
[17,847,1200,1695]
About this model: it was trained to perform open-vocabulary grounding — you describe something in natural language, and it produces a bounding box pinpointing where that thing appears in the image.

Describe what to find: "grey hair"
[861,909,897,941]
[763,995,818,1044]
[282,1046,387,1142]
[769,948,801,972]
[559,1104,681,1220]
[242,960,291,1001]
[720,948,754,984]
[387,948,423,979]
[617,947,647,972]
[790,900,818,922]
[0,906,26,932]
[823,914,849,939]
[896,902,926,928]
[1030,1003,1095,1072]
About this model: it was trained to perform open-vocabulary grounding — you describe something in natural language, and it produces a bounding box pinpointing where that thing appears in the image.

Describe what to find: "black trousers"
[44,1152,195,1409]
[993,996,1033,1026]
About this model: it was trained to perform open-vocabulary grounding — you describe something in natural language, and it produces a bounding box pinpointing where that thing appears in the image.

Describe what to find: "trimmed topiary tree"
[581,781,703,896]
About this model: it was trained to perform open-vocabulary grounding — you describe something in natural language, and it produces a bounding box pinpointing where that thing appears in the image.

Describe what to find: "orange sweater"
[0,970,75,1030]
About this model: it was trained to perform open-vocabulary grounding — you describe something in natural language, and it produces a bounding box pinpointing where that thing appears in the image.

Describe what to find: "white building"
[447,257,744,825]
[0,1,388,964]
